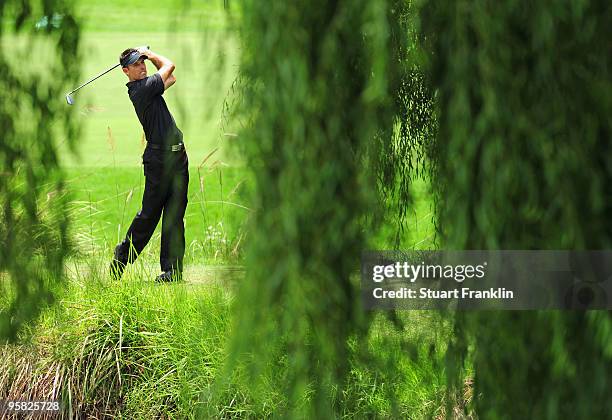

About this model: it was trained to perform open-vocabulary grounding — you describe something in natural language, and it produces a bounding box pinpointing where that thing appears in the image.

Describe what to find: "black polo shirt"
[126,73,183,146]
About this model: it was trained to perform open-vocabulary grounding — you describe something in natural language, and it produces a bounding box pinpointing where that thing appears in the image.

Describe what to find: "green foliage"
[418,0,612,417]
[374,0,437,243]
[224,0,407,416]
[0,0,81,341]
[338,312,453,418]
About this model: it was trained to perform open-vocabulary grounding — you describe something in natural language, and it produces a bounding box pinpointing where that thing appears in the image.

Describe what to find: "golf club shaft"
[67,63,120,95]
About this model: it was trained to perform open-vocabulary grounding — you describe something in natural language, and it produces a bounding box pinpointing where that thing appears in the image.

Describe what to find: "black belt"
[147,142,185,152]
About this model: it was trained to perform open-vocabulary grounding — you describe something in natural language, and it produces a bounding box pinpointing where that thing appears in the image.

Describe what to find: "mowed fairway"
[60,1,247,265]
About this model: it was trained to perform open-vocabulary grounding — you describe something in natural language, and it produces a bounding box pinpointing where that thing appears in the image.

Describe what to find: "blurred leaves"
[373,0,437,244]
[222,0,405,416]
[0,0,81,341]
[419,0,612,417]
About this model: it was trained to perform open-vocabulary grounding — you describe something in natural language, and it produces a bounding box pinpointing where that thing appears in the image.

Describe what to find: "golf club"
[65,45,149,105]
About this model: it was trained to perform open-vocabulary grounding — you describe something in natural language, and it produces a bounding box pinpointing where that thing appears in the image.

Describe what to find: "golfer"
[110,47,189,282]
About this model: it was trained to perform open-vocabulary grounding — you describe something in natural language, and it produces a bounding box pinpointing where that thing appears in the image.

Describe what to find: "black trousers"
[115,146,189,273]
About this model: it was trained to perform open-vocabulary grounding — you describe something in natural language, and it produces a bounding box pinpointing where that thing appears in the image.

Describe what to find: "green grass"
[2,0,232,33]
[65,164,250,265]
[62,163,433,267]
[5,259,248,418]
[74,0,231,32]
[0,256,451,418]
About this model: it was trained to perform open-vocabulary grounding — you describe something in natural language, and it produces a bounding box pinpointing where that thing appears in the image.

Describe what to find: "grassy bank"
[1,255,452,418]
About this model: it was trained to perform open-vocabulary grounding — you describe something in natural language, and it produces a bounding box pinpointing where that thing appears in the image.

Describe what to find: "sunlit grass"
[1,254,450,418]
[64,164,250,265]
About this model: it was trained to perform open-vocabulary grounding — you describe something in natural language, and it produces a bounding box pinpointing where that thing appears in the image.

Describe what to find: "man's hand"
[136,46,151,58]
[143,49,175,84]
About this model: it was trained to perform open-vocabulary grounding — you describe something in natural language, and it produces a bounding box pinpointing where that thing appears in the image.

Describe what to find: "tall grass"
[0,253,454,418]
[2,256,244,418]
[63,163,249,265]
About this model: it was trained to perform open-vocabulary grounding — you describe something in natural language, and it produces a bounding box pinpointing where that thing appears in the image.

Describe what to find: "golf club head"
[65,94,74,105]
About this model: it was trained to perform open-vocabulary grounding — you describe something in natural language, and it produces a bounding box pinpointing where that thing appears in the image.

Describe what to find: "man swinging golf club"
[110,47,189,282]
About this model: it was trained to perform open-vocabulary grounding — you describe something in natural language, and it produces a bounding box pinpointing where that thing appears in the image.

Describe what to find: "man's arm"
[138,47,176,88]
[164,74,176,91]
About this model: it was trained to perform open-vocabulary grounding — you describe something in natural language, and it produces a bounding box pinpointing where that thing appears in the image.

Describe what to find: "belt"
[147,142,185,152]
